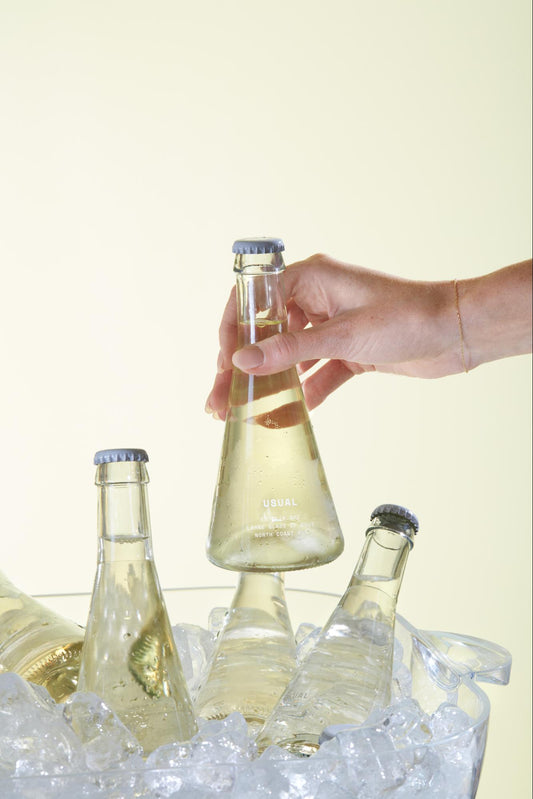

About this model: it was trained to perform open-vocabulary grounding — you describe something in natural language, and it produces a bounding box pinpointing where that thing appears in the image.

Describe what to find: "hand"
[205,254,532,419]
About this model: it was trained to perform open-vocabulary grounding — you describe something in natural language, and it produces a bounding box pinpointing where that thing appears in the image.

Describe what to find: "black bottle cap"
[370,504,419,533]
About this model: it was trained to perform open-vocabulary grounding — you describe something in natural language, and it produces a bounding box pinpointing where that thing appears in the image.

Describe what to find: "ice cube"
[0,672,83,778]
[366,698,433,748]
[208,607,229,635]
[389,747,447,796]
[320,726,407,794]
[192,713,255,764]
[295,625,322,665]
[430,702,473,739]
[430,703,481,795]
[314,783,359,799]
[62,691,143,772]
[294,622,318,645]
[234,760,292,797]
[172,623,216,697]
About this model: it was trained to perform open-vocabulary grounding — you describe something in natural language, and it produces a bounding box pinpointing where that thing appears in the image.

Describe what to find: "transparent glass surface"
[207,255,344,572]
[195,574,297,731]
[0,571,84,703]
[0,587,511,798]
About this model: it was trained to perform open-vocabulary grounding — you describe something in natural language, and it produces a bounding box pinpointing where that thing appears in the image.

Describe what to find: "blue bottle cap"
[232,237,285,255]
[370,504,419,533]
[94,449,149,465]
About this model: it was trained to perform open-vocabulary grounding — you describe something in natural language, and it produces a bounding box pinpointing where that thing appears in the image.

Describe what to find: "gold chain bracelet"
[453,279,469,373]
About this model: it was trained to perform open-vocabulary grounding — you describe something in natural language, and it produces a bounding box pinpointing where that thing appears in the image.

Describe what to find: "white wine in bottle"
[195,572,296,733]
[256,504,418,755]
[77,449,197,753]
[0,571,84,702]
[207,237,344,573]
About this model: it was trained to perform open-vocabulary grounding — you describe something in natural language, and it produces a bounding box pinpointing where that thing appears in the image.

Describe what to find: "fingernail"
[216,351,224,373]
[233,345,264,370]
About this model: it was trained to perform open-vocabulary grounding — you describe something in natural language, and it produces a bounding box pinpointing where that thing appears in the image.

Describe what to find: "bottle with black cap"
[206,237,344,573]
[77,449,197,752]
[255,504,418,755]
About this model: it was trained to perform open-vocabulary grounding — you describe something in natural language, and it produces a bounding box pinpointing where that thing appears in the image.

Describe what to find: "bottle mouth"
[365,523,416,549]
[233,252,286,274]
[95,461,149,485]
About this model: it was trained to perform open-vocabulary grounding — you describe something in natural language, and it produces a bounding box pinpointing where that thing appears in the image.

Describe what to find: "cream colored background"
[0,1,531,796]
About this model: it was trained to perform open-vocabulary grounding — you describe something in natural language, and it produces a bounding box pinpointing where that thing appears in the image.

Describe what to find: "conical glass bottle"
[77,448,197,752]
[256,503,418,755]
[195,572,296,733]
[0,571,84,702]
[207,237,344,572]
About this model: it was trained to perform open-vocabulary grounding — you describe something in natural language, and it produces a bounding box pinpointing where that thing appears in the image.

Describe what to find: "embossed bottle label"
[263,498,298,508]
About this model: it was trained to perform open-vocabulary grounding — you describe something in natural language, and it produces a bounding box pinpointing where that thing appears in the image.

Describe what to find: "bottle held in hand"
[207,237,344,573]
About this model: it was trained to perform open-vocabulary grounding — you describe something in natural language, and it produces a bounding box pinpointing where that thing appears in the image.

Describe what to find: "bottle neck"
[230,573,293,633]
[234,253,288,347]
[95,461,153,559]
[231,572,286,611]
[341,518,414,612]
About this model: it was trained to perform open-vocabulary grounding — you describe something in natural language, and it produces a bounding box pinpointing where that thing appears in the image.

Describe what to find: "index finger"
[218,285,238,371]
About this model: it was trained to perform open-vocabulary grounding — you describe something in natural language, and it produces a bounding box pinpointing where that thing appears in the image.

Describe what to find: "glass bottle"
[0,571,84,702]
[77,449,197,752]
[255,504,418,755]
[195,572,296,733]
[206,237,344,572]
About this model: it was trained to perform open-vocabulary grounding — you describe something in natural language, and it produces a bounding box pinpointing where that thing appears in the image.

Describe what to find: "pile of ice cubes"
[0,616,482,798]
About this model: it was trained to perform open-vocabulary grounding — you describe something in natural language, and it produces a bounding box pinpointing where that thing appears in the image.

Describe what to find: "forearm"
[458,260,532,370]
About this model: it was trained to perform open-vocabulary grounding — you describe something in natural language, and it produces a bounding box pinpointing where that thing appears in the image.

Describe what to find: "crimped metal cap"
[94,448,149,465]
[232,237,285,254]
[370,503,419,533]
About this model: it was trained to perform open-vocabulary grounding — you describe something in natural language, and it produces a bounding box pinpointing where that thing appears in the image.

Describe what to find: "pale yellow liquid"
[195,573,297,732]
[0,571,84,702]
[256,584,396,755]
[207,321,343,572]
[77,538,197,752]
[195,606,296,732]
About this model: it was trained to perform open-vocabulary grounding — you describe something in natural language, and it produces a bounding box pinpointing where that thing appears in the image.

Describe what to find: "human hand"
[205,254,462,419]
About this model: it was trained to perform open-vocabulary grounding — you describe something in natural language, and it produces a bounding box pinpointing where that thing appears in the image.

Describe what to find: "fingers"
[301,359,368,410]
[205,369,232,421]
[206,286,237,420]
[297,358,320,375]
[231,316,352,375]
[218,286,238,371]
[286,299,309,332]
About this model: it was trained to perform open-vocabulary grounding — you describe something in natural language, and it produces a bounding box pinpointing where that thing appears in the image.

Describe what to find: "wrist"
[456,261,532,369]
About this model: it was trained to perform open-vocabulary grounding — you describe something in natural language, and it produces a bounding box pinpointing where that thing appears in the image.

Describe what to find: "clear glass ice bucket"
[0,586,511,798]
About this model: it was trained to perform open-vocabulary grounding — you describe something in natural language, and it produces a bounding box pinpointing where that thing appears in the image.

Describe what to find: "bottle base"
[206,548,344,573]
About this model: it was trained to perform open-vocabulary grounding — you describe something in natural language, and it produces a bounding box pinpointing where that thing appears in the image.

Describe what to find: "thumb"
[232,325,339,375]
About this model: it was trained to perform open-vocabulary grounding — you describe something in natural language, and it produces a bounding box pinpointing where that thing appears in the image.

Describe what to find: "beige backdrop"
[0,1,531,796]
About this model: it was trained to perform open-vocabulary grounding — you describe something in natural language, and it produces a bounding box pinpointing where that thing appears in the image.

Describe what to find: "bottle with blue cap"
[255,503,418,755]
[206,238,344,573]
[77,448,197,752]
